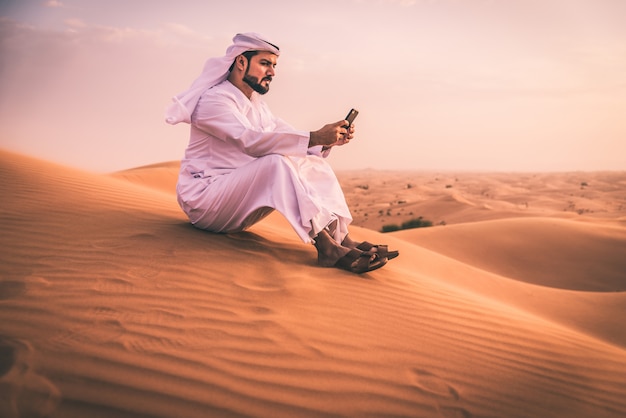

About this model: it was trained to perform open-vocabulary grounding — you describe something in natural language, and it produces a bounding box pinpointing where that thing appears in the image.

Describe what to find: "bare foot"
[341,235,359,249]
[316,244,352,267]
[314,229,352,267]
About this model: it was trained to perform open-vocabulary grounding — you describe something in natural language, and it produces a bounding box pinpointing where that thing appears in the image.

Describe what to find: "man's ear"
[237,55,247,70]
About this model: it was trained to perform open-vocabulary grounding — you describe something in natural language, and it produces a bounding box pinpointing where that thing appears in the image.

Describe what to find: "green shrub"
[401,217,433,229]
[381,216,433,233]
[381,224,401,233]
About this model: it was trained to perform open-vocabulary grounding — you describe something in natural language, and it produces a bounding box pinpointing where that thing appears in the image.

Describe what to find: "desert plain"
[1,149,626,417]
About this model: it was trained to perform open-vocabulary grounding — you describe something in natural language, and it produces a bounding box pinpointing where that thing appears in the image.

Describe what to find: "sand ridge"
[338,169,626,230]
[1,149,626,418]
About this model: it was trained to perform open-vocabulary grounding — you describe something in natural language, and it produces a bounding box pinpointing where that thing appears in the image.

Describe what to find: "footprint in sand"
[0,338,61,418]
[408,368,472,418]
[0,280,26,300]
[0,276,52,304]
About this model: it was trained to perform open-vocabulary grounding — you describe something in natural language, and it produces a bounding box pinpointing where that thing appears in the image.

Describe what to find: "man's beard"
[243,74,271,95]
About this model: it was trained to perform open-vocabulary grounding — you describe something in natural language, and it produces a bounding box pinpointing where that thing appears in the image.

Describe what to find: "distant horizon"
[4,147,624,176]
[1,0,625,173]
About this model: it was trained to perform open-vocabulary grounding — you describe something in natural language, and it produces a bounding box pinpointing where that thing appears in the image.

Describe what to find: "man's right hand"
[309,121,349,148]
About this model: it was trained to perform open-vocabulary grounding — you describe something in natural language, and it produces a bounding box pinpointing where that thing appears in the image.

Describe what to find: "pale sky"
[1,0,625,172]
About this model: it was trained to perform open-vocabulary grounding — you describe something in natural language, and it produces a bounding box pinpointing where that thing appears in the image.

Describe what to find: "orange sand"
[1,149,625,418]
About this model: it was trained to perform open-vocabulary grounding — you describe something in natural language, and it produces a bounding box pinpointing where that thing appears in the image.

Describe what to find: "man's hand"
[309,120,355,149]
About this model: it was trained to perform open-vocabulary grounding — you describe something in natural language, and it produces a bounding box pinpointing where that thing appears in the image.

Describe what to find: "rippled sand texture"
[1,150,625,418]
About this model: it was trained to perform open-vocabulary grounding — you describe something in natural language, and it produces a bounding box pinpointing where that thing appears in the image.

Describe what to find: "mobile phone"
[344,108,359,128]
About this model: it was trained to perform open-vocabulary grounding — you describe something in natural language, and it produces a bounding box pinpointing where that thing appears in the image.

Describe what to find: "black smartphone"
[344,108,359,128]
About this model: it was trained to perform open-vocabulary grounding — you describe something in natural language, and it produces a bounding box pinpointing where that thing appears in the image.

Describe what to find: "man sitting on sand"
[165,32,398,274]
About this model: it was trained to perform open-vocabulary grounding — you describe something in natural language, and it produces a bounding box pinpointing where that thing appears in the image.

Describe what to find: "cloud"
[162,22,215,46]
[64,18,87,29]
[0,17,206,171]
[44,0,64,7]
[1,2,625,172]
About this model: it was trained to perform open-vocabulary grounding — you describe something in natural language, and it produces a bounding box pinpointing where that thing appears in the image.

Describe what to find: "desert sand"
[1,149,625,418]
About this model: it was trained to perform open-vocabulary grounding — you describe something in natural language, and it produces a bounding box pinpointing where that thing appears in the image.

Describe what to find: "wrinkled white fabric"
[165,32,280,125]
[176,80,352,243]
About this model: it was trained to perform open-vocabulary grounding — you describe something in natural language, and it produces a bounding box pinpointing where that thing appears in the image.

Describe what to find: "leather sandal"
[356,241,399,260]
[334,249,387,274]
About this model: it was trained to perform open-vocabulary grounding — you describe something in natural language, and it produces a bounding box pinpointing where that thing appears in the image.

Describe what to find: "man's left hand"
[334,123,355,147]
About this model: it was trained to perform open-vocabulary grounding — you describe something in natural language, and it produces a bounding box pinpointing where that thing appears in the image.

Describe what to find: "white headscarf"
[165,32,280,125]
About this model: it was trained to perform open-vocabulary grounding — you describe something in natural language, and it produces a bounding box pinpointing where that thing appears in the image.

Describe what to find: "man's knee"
[255,154,294,176]
[258,153,289,166]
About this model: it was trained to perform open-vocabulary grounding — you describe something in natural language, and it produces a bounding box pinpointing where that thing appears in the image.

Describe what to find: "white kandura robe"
[176,80,352,243]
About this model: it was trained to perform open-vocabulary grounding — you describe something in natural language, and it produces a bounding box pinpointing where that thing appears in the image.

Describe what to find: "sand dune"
[338,170,626,230]
[1,149,625,418]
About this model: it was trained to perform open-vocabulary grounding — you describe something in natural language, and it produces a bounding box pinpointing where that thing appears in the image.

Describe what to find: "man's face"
[243,51,277,95]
